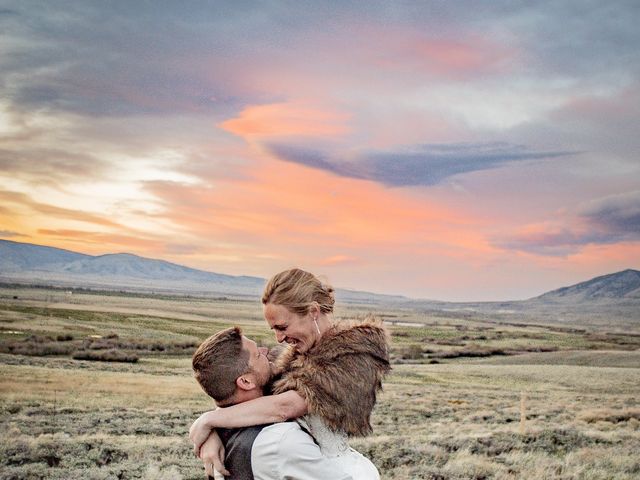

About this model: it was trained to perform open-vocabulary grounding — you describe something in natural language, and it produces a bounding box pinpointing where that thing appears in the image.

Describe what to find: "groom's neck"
[227,388,264,406]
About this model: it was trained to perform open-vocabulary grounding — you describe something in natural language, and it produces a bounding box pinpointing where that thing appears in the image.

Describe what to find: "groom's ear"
[236,373,256,391]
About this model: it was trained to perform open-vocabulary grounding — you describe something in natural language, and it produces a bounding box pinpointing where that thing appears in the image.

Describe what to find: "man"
[191,327,354,480]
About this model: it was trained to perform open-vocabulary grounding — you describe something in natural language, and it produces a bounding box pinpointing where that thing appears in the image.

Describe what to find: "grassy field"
[1,286,639,479]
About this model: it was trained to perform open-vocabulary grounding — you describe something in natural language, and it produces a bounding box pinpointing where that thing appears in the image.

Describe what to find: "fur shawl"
[272,317,391,437]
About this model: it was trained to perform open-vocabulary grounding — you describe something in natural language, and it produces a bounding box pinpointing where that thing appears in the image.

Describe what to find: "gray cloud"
[0,190,123,229]
[514,1,640,79]
[495,190,640,256]
[495,228,613,257]
[267,142,575,187]
[0,148,109,185]
[581,190,640,236]
[0,1,267,117]
[2,1,639,119]
[0,230,25,238]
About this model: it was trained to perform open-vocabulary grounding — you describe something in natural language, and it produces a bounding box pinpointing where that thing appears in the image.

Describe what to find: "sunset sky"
[1,1,639,301]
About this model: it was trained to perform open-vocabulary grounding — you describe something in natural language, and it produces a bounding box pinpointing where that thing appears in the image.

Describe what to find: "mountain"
[534,269,640,303]
[397,269,640,330]
[59,253,253,283]
[0,239,264,296]
[0,239,89,271]
[0,240,406,303]
[2,239,637,310]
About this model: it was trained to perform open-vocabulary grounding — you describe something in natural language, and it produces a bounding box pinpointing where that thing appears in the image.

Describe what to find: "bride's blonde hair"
[262,268,335,316]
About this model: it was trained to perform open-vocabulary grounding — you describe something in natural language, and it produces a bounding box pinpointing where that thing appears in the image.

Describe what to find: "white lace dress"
[298,415,380,480]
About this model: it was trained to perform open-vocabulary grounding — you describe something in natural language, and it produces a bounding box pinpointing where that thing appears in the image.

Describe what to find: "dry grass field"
[1,286,639,479]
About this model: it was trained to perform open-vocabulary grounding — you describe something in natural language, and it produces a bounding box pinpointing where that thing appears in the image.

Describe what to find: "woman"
[190,268,391,478]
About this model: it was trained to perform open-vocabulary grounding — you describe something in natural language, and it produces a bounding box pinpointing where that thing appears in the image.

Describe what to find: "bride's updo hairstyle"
[262,268,335,316]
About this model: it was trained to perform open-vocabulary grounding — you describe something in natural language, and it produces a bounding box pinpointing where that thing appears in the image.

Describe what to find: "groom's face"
[242,336,273,388]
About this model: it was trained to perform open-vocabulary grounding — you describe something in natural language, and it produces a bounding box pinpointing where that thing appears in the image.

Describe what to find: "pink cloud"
[219,101,351,140]
[143,157,490,269]
[37,229,166,251]
[338,22,519,80]
[554,83,640,119]
[0,191,123,229]
[319,255,359,266]
[399,36,516,77]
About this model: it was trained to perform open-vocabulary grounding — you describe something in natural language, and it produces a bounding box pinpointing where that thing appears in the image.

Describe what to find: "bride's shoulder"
[318,316,389,359]
[334,314,387,334]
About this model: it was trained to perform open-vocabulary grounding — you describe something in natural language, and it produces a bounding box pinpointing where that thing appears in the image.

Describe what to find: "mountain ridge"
[1,239,638,305]
[534,269,640,302]
[0,239,89,271]
[0,239,405,303]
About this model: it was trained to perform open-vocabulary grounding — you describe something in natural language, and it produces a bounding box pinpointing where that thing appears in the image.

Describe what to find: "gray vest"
[218,425,268,480]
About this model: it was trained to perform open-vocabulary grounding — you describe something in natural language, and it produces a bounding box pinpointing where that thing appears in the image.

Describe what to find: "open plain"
[1,286,639,479]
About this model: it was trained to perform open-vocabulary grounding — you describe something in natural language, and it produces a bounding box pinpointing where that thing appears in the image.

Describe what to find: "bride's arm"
[189,391,307,454]
[199,430,228,478]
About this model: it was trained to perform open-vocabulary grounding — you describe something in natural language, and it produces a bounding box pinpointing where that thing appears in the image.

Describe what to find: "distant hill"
[0,239,264,295]
[59,252,256,283]
[1,239,638,328]
[0,240,89,271]
[0,239,405,303]
[2,239,637,312]
[534,269,640,303]
[435,269,640,330]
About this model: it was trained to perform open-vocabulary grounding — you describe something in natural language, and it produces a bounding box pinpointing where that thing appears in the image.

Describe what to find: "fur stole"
[272,317,391,436]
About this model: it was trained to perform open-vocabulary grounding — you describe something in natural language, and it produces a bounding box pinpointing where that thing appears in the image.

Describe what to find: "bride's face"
[263,303,317,353]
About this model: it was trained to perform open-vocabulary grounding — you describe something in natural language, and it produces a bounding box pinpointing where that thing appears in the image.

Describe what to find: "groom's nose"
[259,347,269,355]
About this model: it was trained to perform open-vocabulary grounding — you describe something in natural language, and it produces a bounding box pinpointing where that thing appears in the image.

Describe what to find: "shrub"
[434,339,467,346]
[430,348,510,359]
[24,335,53,343]
[401,344,425,360]
[519,345,558,353]
[72,349,139,363]
[392,331,410,337]
[579,408,640,424]
[1,340,76,356]
[1,332,199,360]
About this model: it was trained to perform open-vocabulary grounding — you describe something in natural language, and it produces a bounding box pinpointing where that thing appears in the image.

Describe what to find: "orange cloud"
[37,229,166,252]
[145,155,494,276]
[347,22,516,80]
[568,242,640,267]
[319,255,359,266]
[219,101,350,139]
[410,37,513,75]
[0,190,123,229]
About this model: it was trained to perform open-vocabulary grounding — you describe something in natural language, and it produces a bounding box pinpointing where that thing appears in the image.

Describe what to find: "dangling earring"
[313,317,321,335]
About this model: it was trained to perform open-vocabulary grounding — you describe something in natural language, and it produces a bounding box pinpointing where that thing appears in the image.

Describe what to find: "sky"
[1,1,639,301]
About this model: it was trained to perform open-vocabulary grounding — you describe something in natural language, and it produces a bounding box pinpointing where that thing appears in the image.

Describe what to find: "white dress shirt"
[251,422,354,480]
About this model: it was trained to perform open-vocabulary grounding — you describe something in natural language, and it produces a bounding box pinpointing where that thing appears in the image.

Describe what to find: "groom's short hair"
[192,327,250,403]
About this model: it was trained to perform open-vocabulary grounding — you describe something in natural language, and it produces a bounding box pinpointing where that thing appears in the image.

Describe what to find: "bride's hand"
[189,411,217,457]
[200,430,229,478]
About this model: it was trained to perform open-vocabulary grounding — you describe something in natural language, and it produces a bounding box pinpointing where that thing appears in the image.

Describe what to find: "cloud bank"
[1,1,639,299]
[496,191,640,256]
[266,142,576,187]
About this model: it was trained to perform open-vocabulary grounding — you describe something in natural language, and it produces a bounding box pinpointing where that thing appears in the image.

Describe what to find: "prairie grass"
[578,408,640,423]
[72,349,139,363]
[1,286,639,479]
[478,349,640,368]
